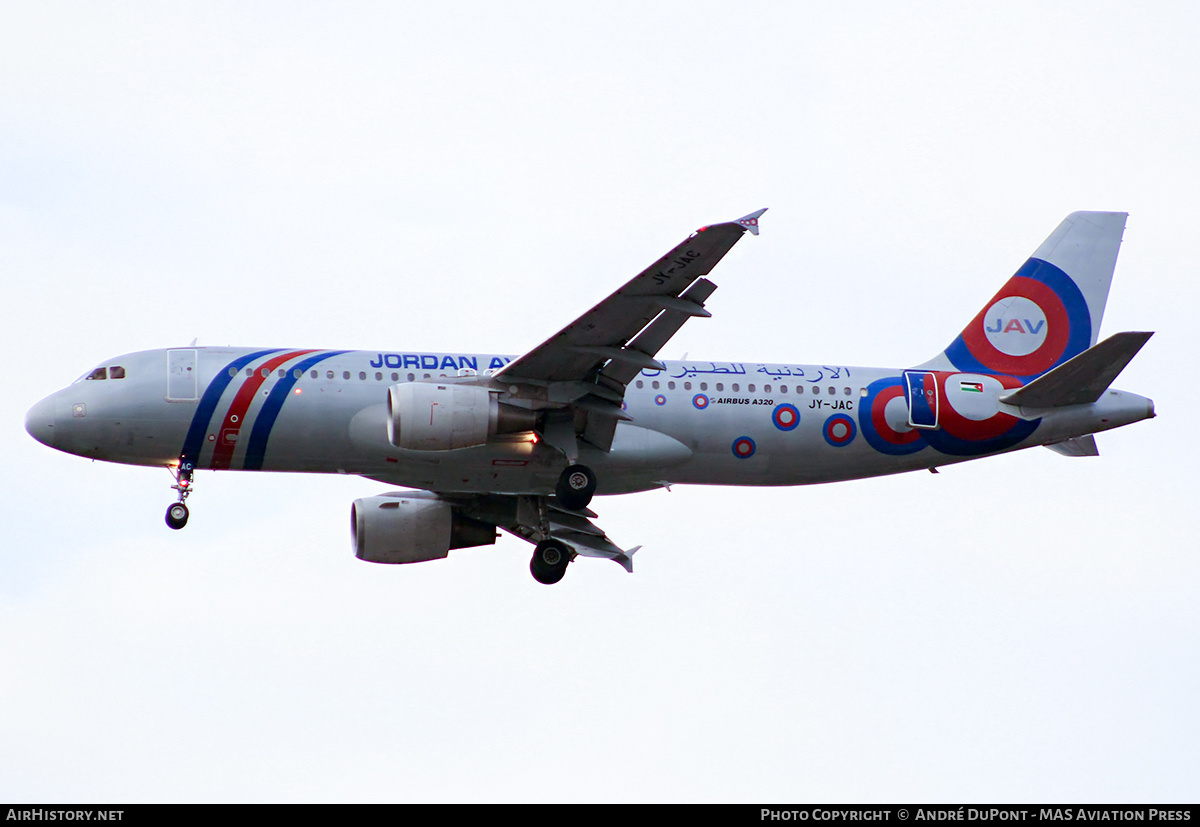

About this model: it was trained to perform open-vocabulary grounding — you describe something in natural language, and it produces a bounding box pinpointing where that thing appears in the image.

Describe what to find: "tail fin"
[922,211,1127,380]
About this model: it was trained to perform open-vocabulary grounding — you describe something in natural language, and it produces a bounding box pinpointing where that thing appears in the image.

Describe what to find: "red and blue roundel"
[921,372,1040,456]
[944,258,1091,380]
[858,377,926,456]
[772,403,800,431]
[655,394,666,406]
[692,394,709,410]
[823,414,856,447]
[731,436,756,459]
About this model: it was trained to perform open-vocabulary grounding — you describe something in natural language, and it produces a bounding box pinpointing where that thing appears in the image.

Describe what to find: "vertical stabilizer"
[921,212,1127,380]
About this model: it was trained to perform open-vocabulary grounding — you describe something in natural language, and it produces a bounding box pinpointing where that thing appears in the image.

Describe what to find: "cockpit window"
[85,367,107,381]
[109,366,126,379]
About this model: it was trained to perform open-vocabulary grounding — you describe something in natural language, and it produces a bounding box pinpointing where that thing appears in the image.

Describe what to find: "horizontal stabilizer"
[1000,331,1153,409]
[1044,435,1099,457]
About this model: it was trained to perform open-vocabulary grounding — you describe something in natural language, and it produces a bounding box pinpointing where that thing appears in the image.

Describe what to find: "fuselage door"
[167,349,199,401]
[903,370,939,429]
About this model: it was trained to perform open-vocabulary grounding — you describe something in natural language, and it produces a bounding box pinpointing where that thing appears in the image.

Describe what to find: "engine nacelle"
[351,494,497,564]
[387,382,536,451]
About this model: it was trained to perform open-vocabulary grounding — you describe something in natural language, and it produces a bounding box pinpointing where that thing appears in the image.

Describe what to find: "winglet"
[615,545,642,573]
[736,208,768,236]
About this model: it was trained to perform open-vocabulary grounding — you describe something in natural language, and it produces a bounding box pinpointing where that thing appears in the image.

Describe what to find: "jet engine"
[386,383,537,451]
[351,494,497,564]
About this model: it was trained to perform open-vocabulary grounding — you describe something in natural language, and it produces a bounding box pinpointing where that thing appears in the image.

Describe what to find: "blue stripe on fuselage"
[180,349,282,467]
[242,351,350,470]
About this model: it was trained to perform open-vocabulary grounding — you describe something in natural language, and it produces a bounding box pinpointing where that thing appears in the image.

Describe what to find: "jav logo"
[986,318,1045,334]
[983,296,1048,357]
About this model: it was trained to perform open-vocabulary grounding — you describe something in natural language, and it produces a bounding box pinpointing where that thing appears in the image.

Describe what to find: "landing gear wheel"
[165,502,190,530]
[166,461,195,530]
[530,539,571,585]
[555,464,597,511]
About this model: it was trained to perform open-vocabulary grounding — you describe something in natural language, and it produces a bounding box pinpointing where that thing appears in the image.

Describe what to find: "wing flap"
[600,278,720,387]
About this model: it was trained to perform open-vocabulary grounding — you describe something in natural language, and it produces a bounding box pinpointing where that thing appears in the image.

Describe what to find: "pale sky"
[2,1,1197,802]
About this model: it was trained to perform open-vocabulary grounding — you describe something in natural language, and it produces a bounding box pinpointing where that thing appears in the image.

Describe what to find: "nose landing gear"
[165,462,194,530]
[165,502,189,530]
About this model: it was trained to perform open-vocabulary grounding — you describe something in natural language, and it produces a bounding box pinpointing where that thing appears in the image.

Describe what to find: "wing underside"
[437,492,641,571]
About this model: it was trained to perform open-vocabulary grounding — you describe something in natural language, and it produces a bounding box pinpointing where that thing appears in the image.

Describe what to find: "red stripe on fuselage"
[209,350,317,470]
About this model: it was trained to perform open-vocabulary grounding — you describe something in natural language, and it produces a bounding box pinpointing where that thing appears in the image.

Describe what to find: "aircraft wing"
[491,209,765,451]
[439,493,642,572]
[542,503,641,572]
[496,209,764,385]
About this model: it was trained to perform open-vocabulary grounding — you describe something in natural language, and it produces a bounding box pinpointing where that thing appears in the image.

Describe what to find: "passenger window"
[293,369,301,379]
[246,368,254,377]
[359,371,366,380]
[667,381,675,390]
[229,368,237,378]
[261,368,270,378]
[828,386,834,395]
[391,373,399,381]
[326,370,335,379]
[684,382,692,391]
[375,372,382,381]
[407,373,415,381]
[109,366,125,379]
[636,380,644,389]
[652,381,660,390]
[860,388,868,397]
[275,369,284,378]
[781,385,788,394]
[748,384,756,393]
[844,387,851,396]
[86,367,107,381]
[700,383,707,391]
[343,371,351,380]
[716,383,724,392]
[310,370,318,379]
[732,383,740,392]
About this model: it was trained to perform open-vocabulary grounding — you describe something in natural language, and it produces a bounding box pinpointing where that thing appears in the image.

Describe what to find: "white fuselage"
[25,346,1156,497]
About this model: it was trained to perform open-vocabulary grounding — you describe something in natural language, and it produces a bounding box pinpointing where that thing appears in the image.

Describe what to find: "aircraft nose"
[25,395,57,448]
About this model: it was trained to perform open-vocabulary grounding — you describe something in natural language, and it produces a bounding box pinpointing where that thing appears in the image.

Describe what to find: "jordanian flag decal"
[959,381,984,393]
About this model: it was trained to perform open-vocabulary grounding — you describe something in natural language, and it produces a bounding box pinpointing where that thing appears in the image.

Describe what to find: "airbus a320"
[25,210,1155,584]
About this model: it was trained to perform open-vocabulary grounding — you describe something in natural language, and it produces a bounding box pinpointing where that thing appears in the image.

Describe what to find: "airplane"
[25,209,1155,584]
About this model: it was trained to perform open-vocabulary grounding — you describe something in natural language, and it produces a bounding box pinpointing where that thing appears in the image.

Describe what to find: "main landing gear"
[529,464,596,583]
[530,539,572,585]
[555,464,597,511]
[165,462,194,530]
